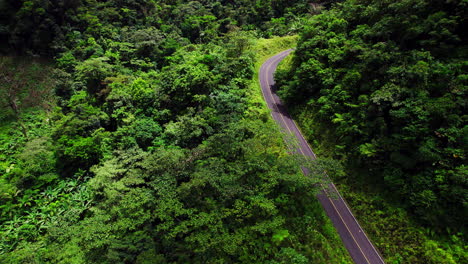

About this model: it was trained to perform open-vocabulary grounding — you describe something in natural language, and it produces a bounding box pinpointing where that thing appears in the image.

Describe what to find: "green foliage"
[278,0,467,262]
[25,119,349,263]
[0,176,92,258]
[52,91,109,174]
[0,1,353,262]
[338,185,467,264]
[280,0,466,229]
[75,57,114,94]
[1,0,311,56]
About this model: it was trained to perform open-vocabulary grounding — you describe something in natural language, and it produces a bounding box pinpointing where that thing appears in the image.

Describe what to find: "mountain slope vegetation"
[277,0,467,263]
[1,0,466,263]
[0,1,353,263]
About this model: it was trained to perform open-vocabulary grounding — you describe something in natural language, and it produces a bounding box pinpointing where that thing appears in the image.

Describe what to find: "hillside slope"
[277,0,467,263]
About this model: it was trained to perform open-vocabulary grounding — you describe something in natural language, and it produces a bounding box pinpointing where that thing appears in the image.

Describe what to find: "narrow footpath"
[259,49,386,264]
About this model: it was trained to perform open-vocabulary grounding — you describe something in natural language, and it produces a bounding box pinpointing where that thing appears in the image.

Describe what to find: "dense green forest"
[0,0,355,263]
[1,0,466,263]
[277,0,467,263]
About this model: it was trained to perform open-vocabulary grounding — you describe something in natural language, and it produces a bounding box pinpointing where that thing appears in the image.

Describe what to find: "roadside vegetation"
[276,0,467,263]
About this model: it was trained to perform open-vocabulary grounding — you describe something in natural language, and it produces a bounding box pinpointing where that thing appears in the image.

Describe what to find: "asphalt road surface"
[259,49,386,264]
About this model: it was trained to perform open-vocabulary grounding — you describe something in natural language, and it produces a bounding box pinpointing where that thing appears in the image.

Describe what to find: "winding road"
[259,50,386,264]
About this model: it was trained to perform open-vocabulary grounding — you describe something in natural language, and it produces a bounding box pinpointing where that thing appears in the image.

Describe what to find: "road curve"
[259,49,386,264]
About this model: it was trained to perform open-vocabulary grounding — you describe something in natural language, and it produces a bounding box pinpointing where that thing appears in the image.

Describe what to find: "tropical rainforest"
[0,0,465,263]
[276,0,467,263]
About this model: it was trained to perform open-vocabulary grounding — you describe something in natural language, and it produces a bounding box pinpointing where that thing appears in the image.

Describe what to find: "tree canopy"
[277,0,466,247]
[0,1,353,263]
